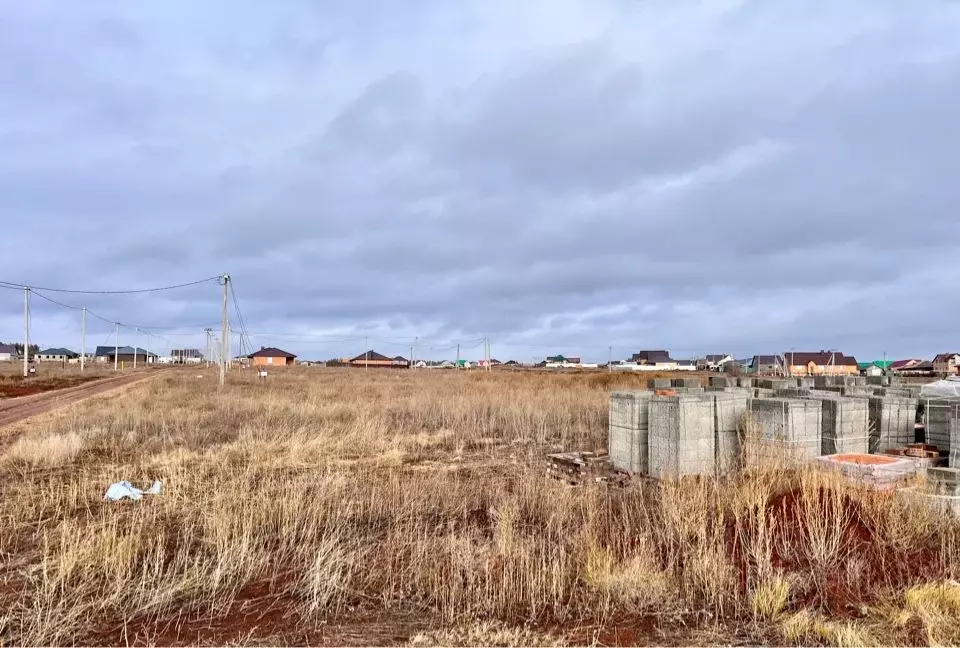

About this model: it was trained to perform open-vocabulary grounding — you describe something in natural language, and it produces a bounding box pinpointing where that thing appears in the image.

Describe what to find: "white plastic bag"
[104,480,162,502]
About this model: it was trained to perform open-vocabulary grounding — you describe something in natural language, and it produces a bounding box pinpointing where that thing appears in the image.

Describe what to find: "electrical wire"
[0,275,220,294]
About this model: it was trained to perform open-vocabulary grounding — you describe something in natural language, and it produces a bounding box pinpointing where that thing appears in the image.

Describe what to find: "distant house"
[0,343,17,362]
[348,350,407,368]
[748,355,782,374]
[899,360,935,377]
[698,354,734,371]
[545,355,583,368]
[933,353,960,376]
[858,361,893,377]
[93,346,158,365]
[249,347,297,367]
[171,348,203,364]
[503,360,519,367]
[889,359,923,374]
[783,351,859,376]
[37,348,79,363]
[631,350,672,365]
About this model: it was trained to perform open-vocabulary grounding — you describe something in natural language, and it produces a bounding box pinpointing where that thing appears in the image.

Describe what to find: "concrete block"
[817,453,918,490]
[709,376,737,388]
[797,377,815,389]
[712,392,749,473]
[754,388,776,398]
[757,379,792,390]
[866,376,888,386]
[897,486,960,519]
[671,377,700,388]
[737,377,755,388]
[650,378,672,389]
[928,467,960,496]
[819,397,870,455]
[776,388,811,398]
[649,394,715,479]
[923,399,960,462]
[742,398,822,467]
[609,391,653,475]
[869,396,919,453]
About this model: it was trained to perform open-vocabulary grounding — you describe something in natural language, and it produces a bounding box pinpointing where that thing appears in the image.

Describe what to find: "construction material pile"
[545,451,629,486]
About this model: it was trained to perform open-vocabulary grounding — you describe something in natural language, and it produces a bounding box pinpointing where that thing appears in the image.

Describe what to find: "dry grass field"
[2,368,960,646]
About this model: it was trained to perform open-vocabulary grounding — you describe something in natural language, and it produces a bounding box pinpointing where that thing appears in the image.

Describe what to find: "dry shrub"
[903,580,960,645]
[2,430,84,467]
[751,574,790,620]
[409,620,566,647]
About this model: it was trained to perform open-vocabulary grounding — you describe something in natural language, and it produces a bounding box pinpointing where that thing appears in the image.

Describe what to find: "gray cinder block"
[743,398,822,467]
[609,391,653,474]
[869,396,919,453]
[649,394,715,479]
[713,392,749,474]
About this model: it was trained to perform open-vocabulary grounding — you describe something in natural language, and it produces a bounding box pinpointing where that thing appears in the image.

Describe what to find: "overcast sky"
[1,1,959,363]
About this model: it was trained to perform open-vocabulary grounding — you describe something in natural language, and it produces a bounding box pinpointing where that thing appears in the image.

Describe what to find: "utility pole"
[365,337,369,371]
[80,307,86,373]
[456,343,460,370]
[134,328,139,369]
[220,274,230,387]
[204,328,212,367]
[22,287,29,378]
[608,345,612,373]
[485,337,490,372]
[114,322,119,372]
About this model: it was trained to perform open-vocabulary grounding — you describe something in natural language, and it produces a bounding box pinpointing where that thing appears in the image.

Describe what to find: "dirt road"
[0,371,158,429]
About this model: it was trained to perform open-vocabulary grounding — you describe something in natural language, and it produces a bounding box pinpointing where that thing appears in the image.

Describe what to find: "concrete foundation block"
[898,485,960,518]
[776,388,811,398]
[737,377,755,388]
[671,377,701,388]
[649,394,715,479]
[742,398,822,467]
[797,377,815,389]
[928,467,960,496]
[609,391,653,475]
[819,396,870,455]
[709,376,737,388]
[870,396,919,453]
[924,399,960,463]
[866,376,889,386]
[650,378,672,389]
[757,379,792,390]
[712,392,749,474]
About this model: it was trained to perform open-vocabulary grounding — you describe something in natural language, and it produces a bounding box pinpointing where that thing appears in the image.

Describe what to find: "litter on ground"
[104,480,163,502]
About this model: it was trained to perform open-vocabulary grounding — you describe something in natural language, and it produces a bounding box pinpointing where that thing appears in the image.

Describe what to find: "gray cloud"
[1,1,959,362]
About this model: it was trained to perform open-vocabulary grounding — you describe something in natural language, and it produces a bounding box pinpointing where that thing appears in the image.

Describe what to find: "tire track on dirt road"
[0,371,162,432]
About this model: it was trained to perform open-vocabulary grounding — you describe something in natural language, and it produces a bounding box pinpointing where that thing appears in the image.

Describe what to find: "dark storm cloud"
[1,1,959,361]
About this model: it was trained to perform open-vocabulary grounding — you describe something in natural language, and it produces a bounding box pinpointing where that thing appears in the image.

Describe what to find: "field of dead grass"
[1,367,960,646]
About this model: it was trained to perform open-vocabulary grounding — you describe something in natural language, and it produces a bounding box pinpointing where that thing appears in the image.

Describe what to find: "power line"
[0,276,220,294]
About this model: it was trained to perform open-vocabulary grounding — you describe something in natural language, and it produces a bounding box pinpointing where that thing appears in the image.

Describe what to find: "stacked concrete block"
[757,378,792,390]
[650,378,672,389]
[776,387,811,398]
[754,388,776,398]
[648,394,715,478]
[608,391,653,475]
[869,395,919,453]
[672,377,701,388]
[797,377,815,389]
[804,393,870,455]
[709,376,738,388]
[737,377,755,388]
[883,387,916,398]
[924,399,960,460]
[712,391,749,473]
[867,376,889,387]
[927,467,960,497]
[742,398,822,467]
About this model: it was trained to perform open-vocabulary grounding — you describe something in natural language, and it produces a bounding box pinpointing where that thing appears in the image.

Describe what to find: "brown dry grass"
[0,367,958,646]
